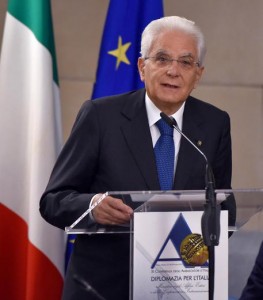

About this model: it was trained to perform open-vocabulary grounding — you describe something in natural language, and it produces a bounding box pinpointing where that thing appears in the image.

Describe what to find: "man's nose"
[166,60,181,76]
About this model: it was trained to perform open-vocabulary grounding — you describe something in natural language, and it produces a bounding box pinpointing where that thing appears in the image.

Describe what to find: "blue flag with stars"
[92,0,164,98]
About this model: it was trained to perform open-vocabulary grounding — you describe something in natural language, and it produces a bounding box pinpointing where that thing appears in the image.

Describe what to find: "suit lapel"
[174,97,207,189]
[120,89,160,190]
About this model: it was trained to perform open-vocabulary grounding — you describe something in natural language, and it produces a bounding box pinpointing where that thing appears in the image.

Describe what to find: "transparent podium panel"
[65,189,263,234]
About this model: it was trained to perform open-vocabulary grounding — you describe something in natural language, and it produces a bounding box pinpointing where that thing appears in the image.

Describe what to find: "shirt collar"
[145,92,185,130]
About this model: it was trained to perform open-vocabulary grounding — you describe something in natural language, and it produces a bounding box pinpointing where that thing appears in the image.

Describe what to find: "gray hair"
[140,16,206,67]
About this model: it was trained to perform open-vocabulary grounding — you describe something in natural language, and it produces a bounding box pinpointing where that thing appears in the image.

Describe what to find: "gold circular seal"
[180,233,208,266]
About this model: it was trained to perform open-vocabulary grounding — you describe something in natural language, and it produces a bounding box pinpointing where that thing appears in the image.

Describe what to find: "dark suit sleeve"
[240,242,263,300]
[39,100,100,230]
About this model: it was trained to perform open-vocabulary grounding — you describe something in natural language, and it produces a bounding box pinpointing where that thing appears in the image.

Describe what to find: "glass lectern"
[65,189,263,299]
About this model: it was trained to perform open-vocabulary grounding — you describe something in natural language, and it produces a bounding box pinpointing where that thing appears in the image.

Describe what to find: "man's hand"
[92,195,133,225]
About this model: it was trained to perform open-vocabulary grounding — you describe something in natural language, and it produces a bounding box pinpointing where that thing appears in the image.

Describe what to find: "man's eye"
[156,56,168,62]
[180,59,192,66]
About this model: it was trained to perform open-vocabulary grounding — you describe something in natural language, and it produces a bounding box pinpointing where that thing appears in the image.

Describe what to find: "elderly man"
[40,16,236,300]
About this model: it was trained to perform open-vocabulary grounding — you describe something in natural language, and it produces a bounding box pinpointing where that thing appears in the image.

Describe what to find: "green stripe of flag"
[8,0,59,84]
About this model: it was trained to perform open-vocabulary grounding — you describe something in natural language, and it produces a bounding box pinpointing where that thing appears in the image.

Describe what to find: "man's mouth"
[162,83,179,89]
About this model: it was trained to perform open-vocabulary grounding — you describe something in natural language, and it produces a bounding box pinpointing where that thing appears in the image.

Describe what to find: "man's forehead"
[149,32,198,56]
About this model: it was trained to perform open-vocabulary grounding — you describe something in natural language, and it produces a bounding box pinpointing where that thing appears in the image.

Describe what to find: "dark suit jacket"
[40,88,236,300]
[240,242,263,300]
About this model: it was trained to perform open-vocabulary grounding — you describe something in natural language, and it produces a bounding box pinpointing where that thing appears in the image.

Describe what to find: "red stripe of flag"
[0,203,63,300]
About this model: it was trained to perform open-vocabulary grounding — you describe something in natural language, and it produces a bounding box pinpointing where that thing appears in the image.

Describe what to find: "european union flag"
[92,0,164,98]
[65,235,76,272]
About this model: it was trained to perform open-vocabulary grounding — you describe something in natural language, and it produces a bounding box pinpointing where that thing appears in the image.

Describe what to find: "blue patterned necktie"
[154,118,175,190]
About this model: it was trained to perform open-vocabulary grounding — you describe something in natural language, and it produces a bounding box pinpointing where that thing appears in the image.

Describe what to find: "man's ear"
[194,66,204,89]
[137,57,145,81]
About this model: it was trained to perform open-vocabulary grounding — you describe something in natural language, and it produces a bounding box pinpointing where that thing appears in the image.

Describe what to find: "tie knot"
[156,118,174,136]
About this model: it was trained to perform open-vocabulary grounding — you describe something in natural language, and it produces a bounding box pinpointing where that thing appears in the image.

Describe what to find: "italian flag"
[0,0,64,299]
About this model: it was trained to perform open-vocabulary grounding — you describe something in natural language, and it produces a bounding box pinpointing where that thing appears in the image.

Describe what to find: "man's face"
[138,30,204,114]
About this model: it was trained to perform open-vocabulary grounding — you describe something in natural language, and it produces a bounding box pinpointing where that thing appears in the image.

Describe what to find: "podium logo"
[151,213,208,268]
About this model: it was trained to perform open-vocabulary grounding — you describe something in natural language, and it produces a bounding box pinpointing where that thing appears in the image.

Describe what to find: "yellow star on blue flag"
[108,36,131,69]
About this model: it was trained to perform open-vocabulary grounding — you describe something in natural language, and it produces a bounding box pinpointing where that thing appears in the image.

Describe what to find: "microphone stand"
[160,112,221,300]
[202,163,220,300]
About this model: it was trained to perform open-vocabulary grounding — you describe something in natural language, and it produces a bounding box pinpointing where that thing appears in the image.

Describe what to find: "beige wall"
[0,0,262,189]
[166,0,263,189]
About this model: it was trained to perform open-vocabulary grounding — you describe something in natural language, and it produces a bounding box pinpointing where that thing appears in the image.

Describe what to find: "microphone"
[160,112,220,247]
